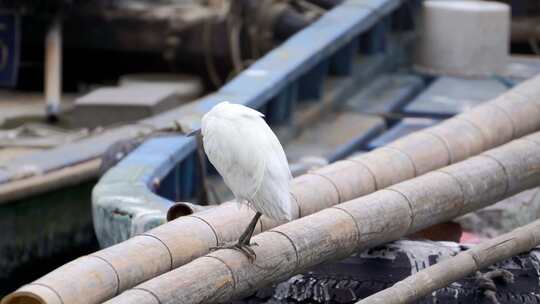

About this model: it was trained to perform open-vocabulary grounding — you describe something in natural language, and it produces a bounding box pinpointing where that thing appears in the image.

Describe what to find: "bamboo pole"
[102,131,540,304]
[4,75,540,304]
[357,219,540,304]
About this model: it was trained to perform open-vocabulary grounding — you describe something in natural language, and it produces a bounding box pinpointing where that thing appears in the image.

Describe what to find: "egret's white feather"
[201,101,293,221]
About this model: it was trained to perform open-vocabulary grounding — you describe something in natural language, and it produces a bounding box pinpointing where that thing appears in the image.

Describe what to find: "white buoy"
[415,0,510,77]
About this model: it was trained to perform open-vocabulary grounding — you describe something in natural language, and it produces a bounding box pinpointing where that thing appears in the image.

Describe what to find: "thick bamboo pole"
[358,219,540,304]
[4,76,540,304]
[102,131,540,304]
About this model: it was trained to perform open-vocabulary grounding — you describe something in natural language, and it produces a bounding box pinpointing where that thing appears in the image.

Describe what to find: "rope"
[475,269,515,304]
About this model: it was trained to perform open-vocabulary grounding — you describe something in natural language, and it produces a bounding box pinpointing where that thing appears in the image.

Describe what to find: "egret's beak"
[186,128,201,137]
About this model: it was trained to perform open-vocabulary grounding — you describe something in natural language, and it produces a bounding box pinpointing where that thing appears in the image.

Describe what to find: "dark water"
[0,180,100,296]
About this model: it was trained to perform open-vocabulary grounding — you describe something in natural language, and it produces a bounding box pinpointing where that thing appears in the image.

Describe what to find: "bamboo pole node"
[137,234,174,270]
[87,255,121,295]
[305,171,343,204]
[288,191,302,221]
[386,131,452,175]
[421,130,453,164]
[456,115,490,145]
[131,288,160,304]
[329,206,363,244]
[340,158,379,190]
[452,117,488,151]
[431,170,467,213]
[266,230,301,268]
[489,103,517,138]
[183,215,220,246]
[203,255,238,288]
[475,154,511,197]
[378,146,418,177]
[382,188,416,233]
[459,104,514,147]
[348,147,416,189]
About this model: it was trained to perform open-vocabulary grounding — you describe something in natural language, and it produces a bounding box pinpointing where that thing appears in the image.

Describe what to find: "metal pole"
[45,16,62,121]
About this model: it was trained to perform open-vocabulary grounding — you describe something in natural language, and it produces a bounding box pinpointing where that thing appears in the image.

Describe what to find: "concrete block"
[119,73,203,102]
[415,1,510,76]
[73,86,179,128]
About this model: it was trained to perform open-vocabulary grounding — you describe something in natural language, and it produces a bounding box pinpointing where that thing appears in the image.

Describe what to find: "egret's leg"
[238,211,262,246]
[210,211,262,262]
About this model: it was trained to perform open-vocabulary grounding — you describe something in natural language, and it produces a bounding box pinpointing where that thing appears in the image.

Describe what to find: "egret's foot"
[210,242,257,262]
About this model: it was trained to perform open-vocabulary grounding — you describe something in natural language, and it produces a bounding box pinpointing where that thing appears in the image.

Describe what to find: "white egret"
[188,101,293,261]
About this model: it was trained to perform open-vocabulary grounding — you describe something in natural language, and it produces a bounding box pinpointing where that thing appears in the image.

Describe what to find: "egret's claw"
[210,242,257,262]
[239,244,257,262]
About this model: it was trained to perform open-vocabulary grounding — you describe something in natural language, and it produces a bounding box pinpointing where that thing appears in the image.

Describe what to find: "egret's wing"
[256,126,294,220]
[202,114,267,200]
[267,129,293,182]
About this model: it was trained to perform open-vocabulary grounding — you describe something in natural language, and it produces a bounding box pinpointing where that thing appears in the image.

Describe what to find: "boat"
[2,0,540,300]
[0,0,332,294]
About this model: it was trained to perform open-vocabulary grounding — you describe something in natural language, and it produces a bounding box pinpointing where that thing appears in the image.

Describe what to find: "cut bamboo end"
[2,294,45,304]
[166,202,214,221]
[1,284,61,304]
